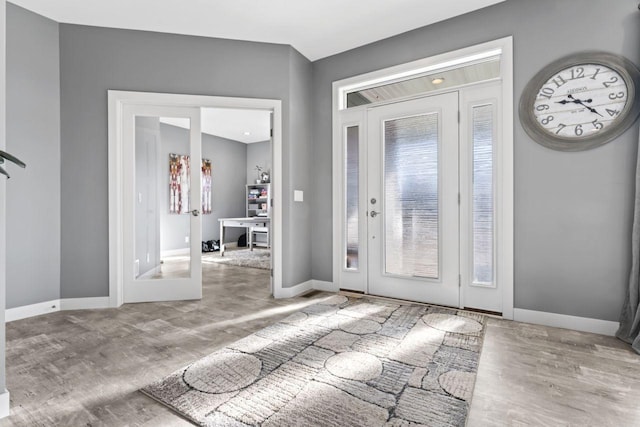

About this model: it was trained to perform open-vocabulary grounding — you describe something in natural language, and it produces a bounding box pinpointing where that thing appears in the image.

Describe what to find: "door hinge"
[458,193,461,205]
[271,269,273,277]
[458,111,460,123]
[270,128,274,138]
[458,275,461,287]
[271,198,273,207]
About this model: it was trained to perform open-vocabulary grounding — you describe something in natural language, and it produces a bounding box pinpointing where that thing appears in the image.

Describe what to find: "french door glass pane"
[135,116,192,281]
[384,114,439,278]
[472,105,494,285]
[345,126,360,270]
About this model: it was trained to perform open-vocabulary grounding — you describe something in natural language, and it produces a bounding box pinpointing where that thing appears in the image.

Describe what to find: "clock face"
[520,52,640,151]
[533,63,628,139]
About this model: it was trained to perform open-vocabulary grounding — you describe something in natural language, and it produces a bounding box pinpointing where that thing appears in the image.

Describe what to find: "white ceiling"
[9,0,505,61]
[160,108,271,144]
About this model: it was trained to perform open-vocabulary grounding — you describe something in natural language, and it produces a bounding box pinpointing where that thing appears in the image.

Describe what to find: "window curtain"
[617,138,640,354]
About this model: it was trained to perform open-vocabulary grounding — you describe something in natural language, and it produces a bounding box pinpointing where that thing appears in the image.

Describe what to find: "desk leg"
[249,227,253,251]
[220,222,225,257]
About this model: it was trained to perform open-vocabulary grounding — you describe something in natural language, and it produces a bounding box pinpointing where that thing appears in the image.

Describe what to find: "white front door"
[366,93,460,307]
[122,104,202,303]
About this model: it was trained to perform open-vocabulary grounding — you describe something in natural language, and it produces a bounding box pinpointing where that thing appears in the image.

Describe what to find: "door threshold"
[337,291,503,319]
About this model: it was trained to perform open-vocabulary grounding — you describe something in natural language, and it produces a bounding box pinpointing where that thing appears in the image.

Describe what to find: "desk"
[218,217,270,256]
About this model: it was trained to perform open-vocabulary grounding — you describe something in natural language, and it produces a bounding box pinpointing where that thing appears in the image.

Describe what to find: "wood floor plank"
[1,260,639,426]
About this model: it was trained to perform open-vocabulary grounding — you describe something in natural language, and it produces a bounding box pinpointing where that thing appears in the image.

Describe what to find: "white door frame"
[332,37,514,319]
[108,90,283,307]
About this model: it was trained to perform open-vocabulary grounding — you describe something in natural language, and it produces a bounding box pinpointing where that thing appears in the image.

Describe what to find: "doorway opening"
[108,91,283,307]
[332,37,514,318]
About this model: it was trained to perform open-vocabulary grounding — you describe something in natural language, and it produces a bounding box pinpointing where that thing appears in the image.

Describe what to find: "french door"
[337,85,503,312]
[122,104,202,303]
[367,93,460,307]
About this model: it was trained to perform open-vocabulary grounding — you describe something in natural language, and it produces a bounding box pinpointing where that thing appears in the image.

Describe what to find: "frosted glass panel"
[345,126,359,270]
[472,105,494,285]
[384,114,439,278]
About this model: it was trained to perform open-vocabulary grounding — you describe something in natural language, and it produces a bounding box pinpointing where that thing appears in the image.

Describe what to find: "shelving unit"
[246,183,270,248]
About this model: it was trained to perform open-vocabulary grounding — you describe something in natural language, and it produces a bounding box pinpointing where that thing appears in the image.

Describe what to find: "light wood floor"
[1,262,639,426]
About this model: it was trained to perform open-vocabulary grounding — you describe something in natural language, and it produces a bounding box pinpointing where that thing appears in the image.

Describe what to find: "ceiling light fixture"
[431,77,445,85]
[243,131,251,136]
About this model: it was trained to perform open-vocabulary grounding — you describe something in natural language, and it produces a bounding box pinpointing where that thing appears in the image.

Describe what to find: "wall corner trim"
[513,308,620,336]
[0,389,9,419]
[6,297,111,322]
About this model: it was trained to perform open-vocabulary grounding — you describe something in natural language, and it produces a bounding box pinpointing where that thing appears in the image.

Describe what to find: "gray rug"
[204,248,270,270]
[142,296,486,426]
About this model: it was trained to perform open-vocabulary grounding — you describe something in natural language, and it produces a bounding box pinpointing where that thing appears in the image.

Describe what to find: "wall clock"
[519,51,640,151]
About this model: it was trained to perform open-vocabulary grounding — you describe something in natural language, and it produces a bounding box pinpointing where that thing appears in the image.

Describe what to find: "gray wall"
[159,124,247,250]
[59,25,313,297]
[281,48,313,287]
[247,140,271,185]
[311,0,640,321]
[200,132,247,243]
[6,4,60,308]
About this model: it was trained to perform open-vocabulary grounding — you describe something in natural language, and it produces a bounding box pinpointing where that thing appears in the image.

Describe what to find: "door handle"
[370,210,380,218]
[191,209,200,217]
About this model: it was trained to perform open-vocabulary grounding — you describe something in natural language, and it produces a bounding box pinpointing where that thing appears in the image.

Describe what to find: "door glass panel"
[345,126,360,270]
[135,116,192,280]
[384,113,439,278]
[472,105,494,285]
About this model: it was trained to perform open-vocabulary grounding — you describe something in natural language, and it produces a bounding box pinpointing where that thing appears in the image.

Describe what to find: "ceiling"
[10,0,505,61]
[160,108,271,144]
[13,0,505,140]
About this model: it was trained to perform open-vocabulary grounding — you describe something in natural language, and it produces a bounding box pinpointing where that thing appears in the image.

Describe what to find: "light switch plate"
[294,190,304,202]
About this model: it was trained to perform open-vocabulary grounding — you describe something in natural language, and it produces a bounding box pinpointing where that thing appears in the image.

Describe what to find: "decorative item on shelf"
[260,170,270,183]
[255,165,263,184]
[519,51,640,151]
[0,150,26,178]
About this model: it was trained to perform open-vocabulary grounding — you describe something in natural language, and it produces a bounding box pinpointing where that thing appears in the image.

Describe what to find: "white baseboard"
[275,280,313,299]
[161,248,190,257]
[312,280,338,292]
[0,389,9,419]
[6,299,60,322]
[275,279,338,299]
[60,297,110,311]
[513,308,619,336]
[6,297,111,322]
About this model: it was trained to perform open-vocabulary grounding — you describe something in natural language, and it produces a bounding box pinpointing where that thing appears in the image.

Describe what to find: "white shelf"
[246,183,270,249]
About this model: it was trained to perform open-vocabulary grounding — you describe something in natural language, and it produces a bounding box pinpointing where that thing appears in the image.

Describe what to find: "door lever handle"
[370,210,380,218]
[191,209,200,217]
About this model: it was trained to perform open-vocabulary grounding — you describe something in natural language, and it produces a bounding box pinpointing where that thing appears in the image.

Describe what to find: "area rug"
[204,248,270,270]
[142,295,486,426]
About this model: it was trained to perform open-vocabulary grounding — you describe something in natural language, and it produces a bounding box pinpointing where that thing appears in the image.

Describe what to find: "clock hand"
[567,94,593,103]
[567,95,603,117]
[587,106,604,117]
[556,95,593,105]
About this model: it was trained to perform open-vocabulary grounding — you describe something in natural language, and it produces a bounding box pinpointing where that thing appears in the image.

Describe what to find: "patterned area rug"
[204,248,270,270]
[142,296,486,426]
